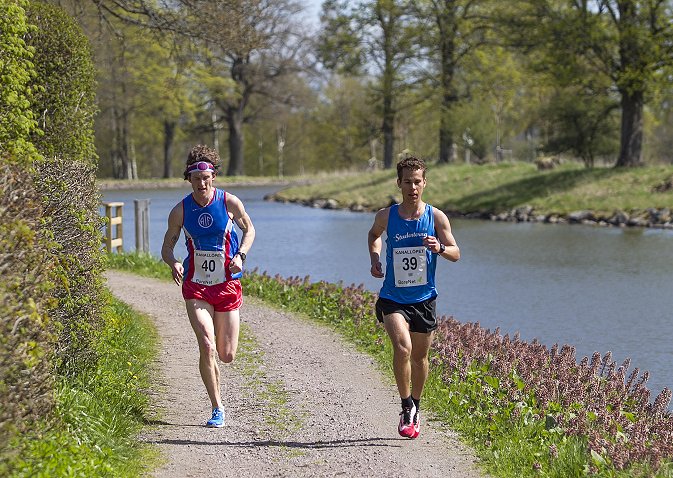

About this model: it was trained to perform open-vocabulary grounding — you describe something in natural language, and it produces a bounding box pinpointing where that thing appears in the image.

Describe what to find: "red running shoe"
[398,404,416,438]
[411,409,421,439]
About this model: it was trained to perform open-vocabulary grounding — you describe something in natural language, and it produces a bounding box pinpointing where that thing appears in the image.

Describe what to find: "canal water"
[101,185,673,398]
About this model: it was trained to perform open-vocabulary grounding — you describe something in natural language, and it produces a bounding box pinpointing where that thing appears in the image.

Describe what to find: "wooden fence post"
[134,199,150,253]
[102,202,124,253]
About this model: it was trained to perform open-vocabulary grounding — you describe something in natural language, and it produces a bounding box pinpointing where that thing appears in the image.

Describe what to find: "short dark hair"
[396,156,426,181]
[183,144,221,180]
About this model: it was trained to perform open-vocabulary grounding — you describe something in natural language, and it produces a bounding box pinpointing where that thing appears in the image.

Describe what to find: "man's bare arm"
[161,204,184,285]
[426,209,460,262]
[227,194,255,273]
[368,208,389,278]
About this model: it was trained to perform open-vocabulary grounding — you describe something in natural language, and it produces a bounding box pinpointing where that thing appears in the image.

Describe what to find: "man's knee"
[199,336,217,357]
[218,350,236,363]
[392,341,412,360]
[410,352,428,368]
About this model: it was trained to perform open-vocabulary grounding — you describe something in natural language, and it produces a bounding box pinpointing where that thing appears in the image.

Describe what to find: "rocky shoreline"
[267,194,673,229]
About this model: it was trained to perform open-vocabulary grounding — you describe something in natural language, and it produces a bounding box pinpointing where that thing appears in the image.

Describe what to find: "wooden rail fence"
[102,199,150,253]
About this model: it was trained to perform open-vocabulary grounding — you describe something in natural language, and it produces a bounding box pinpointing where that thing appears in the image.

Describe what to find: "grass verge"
[5,291,159,477]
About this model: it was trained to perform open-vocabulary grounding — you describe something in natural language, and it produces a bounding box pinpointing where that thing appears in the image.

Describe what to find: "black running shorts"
[375,296,437,333]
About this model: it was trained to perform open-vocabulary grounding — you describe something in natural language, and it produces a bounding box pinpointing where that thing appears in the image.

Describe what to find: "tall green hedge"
[24,1,104,377]
[1,0,104,469]
[0,163,55,461]
[0,0,37,157]
[25,1,97,163]
[0,0,55,463]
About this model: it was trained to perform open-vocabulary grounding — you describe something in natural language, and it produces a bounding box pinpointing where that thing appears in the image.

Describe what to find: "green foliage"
[36,155,107,376]
[0,0,55,465]
[300,76,377,171]
[25,1,97,163]
[0,0,38,157]
[317,0,366,75]
[0,162,55,467]
[542,88,620,167]
[501,0,673,167]
[104,252,174,281]
[5,293,159,477]
[19,2,106,377]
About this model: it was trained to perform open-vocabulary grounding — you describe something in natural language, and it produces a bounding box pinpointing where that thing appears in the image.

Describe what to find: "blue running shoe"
[206,407,224,428]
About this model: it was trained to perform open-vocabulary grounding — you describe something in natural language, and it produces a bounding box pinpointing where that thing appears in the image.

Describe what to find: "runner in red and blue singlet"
[162,145,255,429]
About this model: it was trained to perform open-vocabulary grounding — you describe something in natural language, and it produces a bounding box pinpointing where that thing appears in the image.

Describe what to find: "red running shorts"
[182,279,243,312]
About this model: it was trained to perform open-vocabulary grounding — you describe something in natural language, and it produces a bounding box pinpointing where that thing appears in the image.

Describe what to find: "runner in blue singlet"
[162,145,255,429]
[367,156,460,439]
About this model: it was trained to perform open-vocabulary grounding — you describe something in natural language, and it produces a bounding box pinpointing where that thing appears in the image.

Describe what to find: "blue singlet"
[380,204,438,304]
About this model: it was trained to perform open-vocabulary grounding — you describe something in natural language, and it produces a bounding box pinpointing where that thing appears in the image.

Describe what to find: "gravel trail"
[106,271,487,477]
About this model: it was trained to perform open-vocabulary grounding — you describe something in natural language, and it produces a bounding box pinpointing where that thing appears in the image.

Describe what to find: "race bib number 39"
[193,250,225,285]
[393,246,427,288]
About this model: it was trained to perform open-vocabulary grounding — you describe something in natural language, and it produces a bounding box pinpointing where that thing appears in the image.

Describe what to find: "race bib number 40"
[392,246,427,287]
[193,250,225,285]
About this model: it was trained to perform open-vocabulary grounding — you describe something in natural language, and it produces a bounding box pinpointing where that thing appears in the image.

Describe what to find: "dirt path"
[106,271,487,477]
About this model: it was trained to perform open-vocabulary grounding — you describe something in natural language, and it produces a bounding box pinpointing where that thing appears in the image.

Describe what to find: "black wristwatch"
[236,251,246,262]
[439,243,446,254]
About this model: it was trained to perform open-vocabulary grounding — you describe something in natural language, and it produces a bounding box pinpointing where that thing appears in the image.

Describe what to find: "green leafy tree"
[90,0,310,177]
[506,0,673,167]
[124,31,196,178]
[413,0,490,164]
[303,75,378,171]
[319,0,421,169]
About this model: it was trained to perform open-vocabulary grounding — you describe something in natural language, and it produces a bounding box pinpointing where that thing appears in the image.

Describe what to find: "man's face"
[189,171,214,194]
[397,168,426,202]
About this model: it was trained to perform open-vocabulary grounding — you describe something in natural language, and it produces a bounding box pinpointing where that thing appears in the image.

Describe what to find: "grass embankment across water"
[271,162,673,222]
[5,291,160,477]
[106,252,673,478]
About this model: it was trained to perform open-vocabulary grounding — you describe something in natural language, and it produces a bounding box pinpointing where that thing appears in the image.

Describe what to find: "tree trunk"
[111,104,134,179]
[226,106,244,176]
[615,89,643,167]
[382,95,395,169]
[437,7,457,164]
[163,120,175,178]
[438,112,454,164]
[615,1,644,168]
[381,44,395,169]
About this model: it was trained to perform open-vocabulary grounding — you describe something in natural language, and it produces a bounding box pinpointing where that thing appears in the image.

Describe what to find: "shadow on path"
[153,437,401,449]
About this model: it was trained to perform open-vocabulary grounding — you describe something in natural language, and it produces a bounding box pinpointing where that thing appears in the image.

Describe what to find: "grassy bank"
[106,252,673,478]
[4,292,159,477]
[271,162,673,220]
